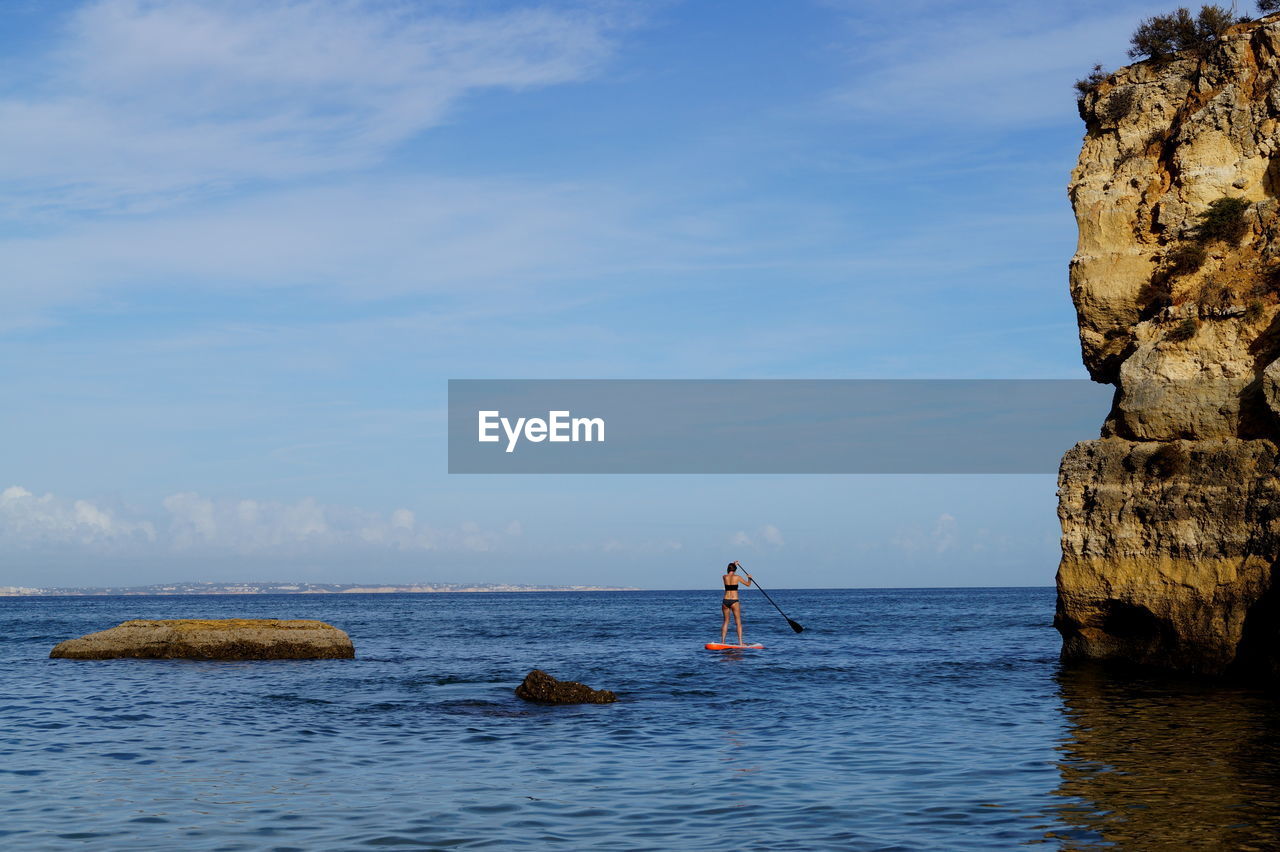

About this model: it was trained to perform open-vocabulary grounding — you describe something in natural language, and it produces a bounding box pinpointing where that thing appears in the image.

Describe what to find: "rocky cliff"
[1057,14,1280,676]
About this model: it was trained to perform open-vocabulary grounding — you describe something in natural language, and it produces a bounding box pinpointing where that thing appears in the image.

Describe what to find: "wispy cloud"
[0,0,623,214]
[887,511,1026,559]
[160,491,525,554]
[729,523,785,550]
[1,484,520,555]
[828,0,1168,129]
[3,176,648,319]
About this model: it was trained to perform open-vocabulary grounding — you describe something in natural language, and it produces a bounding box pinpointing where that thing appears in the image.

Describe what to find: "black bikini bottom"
[722,598,738,609]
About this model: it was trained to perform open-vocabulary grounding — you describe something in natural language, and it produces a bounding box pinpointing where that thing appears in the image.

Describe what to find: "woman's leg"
[720,604,730,642]
[732,603,744,644]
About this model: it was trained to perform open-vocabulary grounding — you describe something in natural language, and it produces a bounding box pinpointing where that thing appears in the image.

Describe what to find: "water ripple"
[2,589,1279,849]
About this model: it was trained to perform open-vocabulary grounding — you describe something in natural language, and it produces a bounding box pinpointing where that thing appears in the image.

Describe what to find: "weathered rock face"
[514,669,616,704]
[1058,439,1280,674]
[1058,14,1280,676]
[50,619,355,660]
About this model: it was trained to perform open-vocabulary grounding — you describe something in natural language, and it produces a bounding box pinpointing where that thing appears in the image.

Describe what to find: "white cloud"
[162,493,521,554]
[0,1,654,329]
[759,523,785,547]
[165,492,335,551]
[0,485,156,546]
[0,484,519,556]
[932,512,957,554]
[891,512,959,556]
[574,536,681,554]
[728,524,785,550]
[0,0,622,213]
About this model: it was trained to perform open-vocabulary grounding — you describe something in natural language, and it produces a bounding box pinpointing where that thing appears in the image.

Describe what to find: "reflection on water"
[1049,666,1280,850]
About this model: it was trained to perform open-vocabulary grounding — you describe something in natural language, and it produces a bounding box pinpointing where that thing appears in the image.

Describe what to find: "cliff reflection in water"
[1049,666,1280,850]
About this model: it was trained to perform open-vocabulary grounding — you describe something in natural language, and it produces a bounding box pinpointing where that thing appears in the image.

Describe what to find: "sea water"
[3,588,1280,850]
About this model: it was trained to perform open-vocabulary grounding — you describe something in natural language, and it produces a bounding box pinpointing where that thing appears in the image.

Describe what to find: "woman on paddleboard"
[720,561,753,645]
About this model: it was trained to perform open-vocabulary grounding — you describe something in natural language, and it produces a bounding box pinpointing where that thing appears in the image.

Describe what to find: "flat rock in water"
[515,669,616,704]
[49,619,355,660]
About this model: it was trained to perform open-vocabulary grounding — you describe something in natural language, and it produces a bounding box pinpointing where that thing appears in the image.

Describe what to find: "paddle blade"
[787,619,804,633]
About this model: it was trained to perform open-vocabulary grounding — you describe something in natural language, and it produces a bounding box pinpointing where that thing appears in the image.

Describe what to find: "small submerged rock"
[49,619,355,660]
[515,669,616,704]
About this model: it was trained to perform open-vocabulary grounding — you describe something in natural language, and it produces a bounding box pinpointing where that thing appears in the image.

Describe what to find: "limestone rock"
[1059,14,1280,676]
[1262,356,1280,417]
[49,619,355,660]
[1108,323,1267,440]
[1057,439,1280,675]
[514,669,616,704]
[1069,18,1280,391]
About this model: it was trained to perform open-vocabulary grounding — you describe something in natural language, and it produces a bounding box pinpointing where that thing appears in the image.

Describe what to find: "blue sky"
[0,0,1178,589]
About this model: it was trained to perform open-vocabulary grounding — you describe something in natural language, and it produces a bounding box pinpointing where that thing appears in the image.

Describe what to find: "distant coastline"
[0,581,641,597]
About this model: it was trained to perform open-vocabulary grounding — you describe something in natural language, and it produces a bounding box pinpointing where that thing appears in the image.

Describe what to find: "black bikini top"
[724,581,738,591]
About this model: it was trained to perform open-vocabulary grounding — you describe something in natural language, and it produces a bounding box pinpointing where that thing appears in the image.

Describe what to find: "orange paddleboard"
[705,642,764,650]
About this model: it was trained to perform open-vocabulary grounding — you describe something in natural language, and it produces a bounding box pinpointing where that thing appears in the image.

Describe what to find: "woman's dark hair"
[726,563,737,571]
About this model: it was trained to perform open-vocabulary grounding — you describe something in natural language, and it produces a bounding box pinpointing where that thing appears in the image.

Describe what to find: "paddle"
[742,568,804,633]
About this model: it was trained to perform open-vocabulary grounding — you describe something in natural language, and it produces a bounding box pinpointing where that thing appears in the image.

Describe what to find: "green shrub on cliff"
[1165,242,1208,275]
[1192,197,1251,244]
[1166,316,1200,342]
[1100,88,1137,123]
[1196,277,1234,314]
[1254,263,1280,295]
[1074,64,1109,98]
[1260,1,1280,15]
[1128,6,1234,61]
[1197,4,1235,38]
[1139,276,1173,313]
